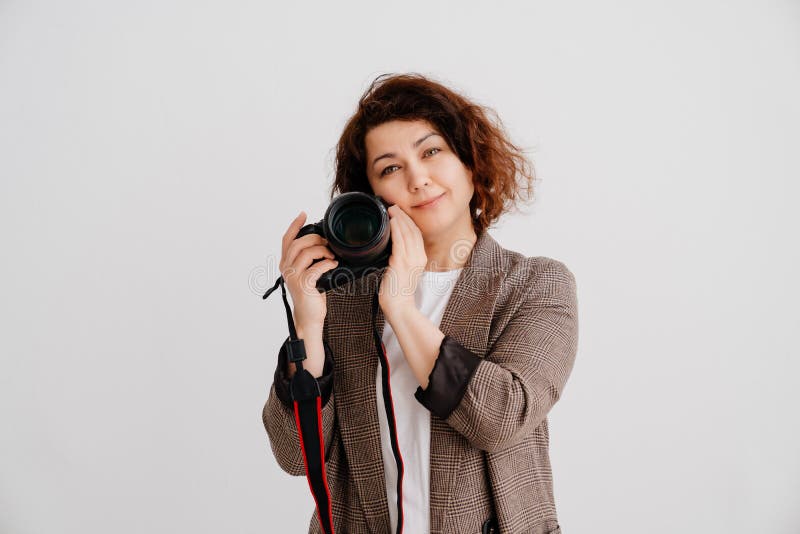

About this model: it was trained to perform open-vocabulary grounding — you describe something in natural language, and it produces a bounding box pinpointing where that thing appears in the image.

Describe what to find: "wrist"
[383,301,417,324]
[295,323,323,340]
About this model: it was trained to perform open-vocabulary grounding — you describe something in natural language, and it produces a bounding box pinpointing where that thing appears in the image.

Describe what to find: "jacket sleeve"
[414,258,579,453]
[262,332,337,476]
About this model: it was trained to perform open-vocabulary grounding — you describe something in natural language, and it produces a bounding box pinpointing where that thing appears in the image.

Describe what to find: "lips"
[413,193,445,208]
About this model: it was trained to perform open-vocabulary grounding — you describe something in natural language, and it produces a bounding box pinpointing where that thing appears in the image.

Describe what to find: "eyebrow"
[371,131,441,169]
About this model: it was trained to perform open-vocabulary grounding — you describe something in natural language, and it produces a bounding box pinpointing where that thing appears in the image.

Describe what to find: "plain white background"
[1,1,798,532]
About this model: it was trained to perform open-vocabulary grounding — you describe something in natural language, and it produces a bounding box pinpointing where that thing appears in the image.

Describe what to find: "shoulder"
[487,240,577,318]
[479,242,579,350]
[525,256,577,292]
[493,240,576,291]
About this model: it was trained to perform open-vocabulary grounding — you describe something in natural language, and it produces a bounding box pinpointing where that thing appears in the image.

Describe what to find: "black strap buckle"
[289,367,323,402]
[284,338,307,363]
[482,517,499,534]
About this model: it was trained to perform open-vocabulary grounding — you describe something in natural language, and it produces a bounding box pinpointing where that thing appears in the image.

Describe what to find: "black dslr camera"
[292,191,393,292]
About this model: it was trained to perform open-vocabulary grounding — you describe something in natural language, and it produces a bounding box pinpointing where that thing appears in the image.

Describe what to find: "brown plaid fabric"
[262,230,579,534]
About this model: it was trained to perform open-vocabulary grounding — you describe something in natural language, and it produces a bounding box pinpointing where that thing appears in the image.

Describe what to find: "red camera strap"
[263,275,405,534]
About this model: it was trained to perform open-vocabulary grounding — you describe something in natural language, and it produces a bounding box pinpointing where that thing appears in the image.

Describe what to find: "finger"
[389,217,406,259]
[390,205,419,236]
[401,216,424,252]
[396,207,423,240]
[283,234,330,273]
[396,209,422,247]
[303,258,339,290]
[282,211,307,256]
[391,210,427,269]
[294,244,336,271]
[390,207,413,235]
[392,204,411,219]
[284,244,334,278]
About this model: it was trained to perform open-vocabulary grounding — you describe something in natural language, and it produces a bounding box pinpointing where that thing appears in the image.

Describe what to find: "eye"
[380,164,399,177]
[424,147,441,157]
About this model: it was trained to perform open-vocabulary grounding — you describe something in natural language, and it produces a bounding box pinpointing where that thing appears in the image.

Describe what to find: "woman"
[263,73,579,534]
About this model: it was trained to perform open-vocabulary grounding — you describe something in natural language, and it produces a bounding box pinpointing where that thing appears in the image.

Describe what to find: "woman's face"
[364,119,475,239]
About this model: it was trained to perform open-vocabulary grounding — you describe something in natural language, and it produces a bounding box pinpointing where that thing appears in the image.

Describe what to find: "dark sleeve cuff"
[273,335,335,409]
[414,335,482,420]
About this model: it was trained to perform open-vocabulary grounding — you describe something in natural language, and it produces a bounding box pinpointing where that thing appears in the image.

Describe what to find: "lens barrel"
[295,192,393,292]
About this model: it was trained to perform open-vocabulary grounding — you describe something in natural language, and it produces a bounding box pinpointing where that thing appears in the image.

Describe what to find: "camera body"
[296,192,393,292]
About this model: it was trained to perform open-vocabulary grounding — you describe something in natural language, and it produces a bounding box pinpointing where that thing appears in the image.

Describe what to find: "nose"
[406,159,431,192]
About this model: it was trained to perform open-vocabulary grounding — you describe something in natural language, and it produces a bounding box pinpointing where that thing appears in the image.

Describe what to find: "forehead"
[364,119,439,152]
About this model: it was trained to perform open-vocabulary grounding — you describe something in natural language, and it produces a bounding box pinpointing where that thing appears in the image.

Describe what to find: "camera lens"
[323,192,391,266]
[332,203,381,246]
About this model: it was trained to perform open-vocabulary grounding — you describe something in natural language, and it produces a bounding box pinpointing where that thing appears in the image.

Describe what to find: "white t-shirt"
[375,268,463,534]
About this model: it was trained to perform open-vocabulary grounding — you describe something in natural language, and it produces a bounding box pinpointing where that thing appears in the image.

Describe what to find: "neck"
[422,224,478,272]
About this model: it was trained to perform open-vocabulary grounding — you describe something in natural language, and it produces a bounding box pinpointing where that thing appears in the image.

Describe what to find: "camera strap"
[263,274,406,534]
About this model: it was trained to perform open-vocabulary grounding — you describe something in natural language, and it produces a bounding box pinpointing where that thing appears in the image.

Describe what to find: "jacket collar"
[352,229,506,532]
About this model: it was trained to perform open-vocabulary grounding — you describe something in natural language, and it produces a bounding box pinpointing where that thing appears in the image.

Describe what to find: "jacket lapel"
[330,267,391,534]
[426,231,506,532]
[331,231,505,533]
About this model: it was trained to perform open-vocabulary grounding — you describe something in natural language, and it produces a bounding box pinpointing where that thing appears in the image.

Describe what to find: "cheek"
[367,177,384,195]
[368,180,398,205]
[372,180,403,202]
[367,177,384,197]
[444,166,472,194]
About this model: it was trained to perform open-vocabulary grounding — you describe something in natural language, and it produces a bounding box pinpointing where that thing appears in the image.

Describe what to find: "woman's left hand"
[378,204,427,318]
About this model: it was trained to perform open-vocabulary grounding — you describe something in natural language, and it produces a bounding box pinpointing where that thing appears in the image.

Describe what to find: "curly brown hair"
[330,72,536,236]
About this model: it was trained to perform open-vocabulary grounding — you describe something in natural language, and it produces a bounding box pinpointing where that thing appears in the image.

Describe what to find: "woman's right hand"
[279,211,339,333]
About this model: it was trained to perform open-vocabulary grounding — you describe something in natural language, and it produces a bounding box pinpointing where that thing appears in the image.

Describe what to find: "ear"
[467,168,476,191]
[463,162,475,181]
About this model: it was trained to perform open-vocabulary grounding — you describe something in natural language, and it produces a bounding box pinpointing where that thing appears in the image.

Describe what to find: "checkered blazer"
[262,230,579,534]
